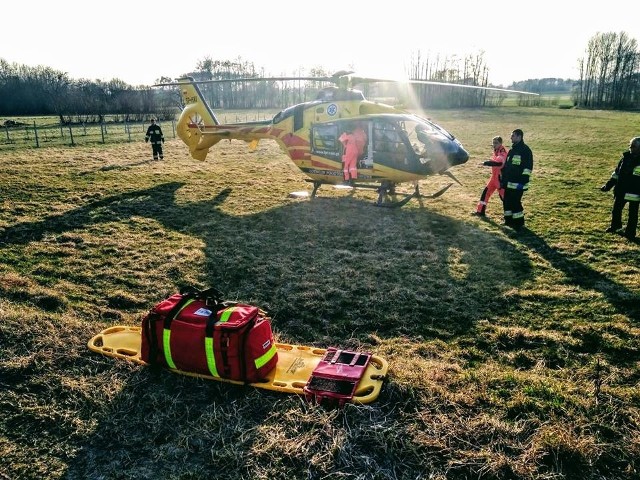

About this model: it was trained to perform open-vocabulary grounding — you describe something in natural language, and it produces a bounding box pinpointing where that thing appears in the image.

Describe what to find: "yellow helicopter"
[162,72,536,206]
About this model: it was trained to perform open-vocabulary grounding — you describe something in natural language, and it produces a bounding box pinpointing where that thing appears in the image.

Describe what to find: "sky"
[1,0,638,87]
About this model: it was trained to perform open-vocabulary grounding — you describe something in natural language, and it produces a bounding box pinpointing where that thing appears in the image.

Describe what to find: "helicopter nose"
[451,145,469,166]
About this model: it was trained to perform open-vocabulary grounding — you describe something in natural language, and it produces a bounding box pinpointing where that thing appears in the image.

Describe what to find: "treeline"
[575,31,640,109]
[511,78,576,93]
[0,57,335,121]
[405,51,495,108]
[0,59,171,122]
[1,30,639,118]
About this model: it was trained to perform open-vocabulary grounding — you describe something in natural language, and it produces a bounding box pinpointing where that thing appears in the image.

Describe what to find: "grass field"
[1,106,639,479]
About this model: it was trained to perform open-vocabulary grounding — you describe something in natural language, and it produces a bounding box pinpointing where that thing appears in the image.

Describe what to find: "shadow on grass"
[63,366,282,479]
[1,181,533,341]
[2,181,636,334]
[507,226,639,322]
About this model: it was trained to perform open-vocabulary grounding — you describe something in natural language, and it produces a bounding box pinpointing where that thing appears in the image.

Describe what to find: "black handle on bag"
[199,287,224,306]
[179,285,224,307]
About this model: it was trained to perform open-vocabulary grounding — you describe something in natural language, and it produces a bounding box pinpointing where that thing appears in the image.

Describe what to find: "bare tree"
[406,50,490,108]
[575,32,639,109]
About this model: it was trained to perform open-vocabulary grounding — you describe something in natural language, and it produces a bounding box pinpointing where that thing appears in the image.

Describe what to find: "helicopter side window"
[310,124,341,161]
[373,124,402,152]
[371,122,410,167]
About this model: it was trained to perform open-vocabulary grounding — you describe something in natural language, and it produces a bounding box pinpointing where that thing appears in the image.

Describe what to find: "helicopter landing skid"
[375,182,454,208]
[307,180,357,197]
[304,180,453,207]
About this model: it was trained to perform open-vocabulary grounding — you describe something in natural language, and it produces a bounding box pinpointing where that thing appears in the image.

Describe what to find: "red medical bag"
[140,287,278,383]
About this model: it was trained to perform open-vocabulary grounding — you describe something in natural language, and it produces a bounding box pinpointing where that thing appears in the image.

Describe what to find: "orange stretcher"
[88,326,389,405]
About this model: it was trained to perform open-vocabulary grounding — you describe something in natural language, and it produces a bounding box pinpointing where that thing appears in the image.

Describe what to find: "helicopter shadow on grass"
[2,181,637,336]
[0,182,287,479]
[1,180,534,342]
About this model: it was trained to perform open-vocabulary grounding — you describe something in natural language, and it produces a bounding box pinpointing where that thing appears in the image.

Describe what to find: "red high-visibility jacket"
[483,144,508,188]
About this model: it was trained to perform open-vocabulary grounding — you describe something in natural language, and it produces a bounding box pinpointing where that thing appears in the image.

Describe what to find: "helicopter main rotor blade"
[154,76,336,87]
[154,72,537,95]
[345,75,538,95]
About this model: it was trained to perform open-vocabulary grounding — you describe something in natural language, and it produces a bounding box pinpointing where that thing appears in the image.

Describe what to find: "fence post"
[4,125,9,142]
[126,121,131,142]
[33,121,39,148]
[100,122,105,143]
[68,125,75,146]
[172,119,176,138]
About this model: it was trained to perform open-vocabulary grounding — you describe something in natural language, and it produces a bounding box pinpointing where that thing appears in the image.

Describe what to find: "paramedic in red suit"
[339,130,358,183]
[474,136,508,216]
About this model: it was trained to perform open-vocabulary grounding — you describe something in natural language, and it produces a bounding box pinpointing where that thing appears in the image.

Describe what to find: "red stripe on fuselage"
[281,134,309,147]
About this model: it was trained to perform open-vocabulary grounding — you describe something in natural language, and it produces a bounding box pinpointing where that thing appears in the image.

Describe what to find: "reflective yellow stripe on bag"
[163,299,195,369]
[204,306,237,377]
[205,336,219,377]
[255,343,277,369]
[218,307,238,323]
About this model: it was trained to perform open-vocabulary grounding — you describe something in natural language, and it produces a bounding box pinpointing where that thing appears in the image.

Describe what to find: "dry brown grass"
[1,106,639,479]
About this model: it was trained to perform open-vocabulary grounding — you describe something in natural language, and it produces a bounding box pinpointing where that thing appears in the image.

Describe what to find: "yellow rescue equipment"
[88,326,389,405]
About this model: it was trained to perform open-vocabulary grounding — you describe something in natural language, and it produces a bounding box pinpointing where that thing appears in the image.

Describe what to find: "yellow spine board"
[87,326,388,404]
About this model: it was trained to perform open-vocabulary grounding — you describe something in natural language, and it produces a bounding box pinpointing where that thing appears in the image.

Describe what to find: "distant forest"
[1,31,638,121]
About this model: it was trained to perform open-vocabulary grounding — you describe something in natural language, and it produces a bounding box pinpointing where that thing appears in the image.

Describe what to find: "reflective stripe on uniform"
[507,182,528,190]
[624,193,640,201]
[522,169,532,175]
[512,211,525,219]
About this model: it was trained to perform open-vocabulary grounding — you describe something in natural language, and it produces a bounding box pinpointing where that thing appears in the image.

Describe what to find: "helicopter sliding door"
[310,120,374,178]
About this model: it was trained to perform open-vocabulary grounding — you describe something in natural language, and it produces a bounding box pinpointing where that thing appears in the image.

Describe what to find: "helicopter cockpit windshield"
[402,115,468,169]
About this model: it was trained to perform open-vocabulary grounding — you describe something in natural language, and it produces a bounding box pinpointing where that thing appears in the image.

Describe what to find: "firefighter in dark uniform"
[145,118,164,160]
[501,129,533,230]
[601,137,640,241]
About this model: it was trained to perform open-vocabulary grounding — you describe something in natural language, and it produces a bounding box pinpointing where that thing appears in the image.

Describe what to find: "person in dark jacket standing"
[601,137,640,241]
[145,118,164,160]
[501,129,533,230]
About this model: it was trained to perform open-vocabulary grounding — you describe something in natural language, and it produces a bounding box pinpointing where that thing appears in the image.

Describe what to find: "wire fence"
[0,111,279,152]
[0,119,178,151]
